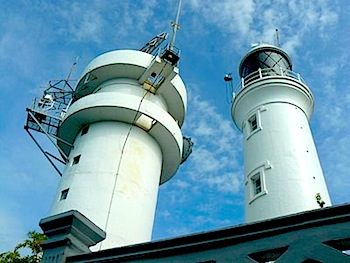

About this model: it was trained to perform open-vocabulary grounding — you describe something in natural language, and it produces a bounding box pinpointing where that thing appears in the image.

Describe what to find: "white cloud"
[188,0,255,36]
[190,147,223,173]
[185,0,338,56]
[173,179,191,189]
[309,52,350,135]
[154,85,244,237]
[205,172,241,193]
[173,88,243,197]
[318,135,350,204]
[167,225,192,237]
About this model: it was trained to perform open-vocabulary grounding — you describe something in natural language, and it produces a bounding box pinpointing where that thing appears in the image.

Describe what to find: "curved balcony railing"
[231,68,308,103]
[238,67,306,91]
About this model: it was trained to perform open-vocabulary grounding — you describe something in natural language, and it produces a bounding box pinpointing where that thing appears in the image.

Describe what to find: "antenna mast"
[169,0,182,51]
[65,56,79,84]
[275,28,280,47]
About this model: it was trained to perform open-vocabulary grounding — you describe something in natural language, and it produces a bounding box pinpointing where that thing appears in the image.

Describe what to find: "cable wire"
[100,59,169,249]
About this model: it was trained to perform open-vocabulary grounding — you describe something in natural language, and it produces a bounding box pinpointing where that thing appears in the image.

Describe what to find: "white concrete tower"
[49,49,187,249]
[231,44,331,223]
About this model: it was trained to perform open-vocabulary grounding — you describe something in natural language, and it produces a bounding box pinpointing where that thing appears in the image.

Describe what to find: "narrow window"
[60,188,69,201]
[248,114,258,132]
[252,173,262,195]
[72,155,81,165]
[246,110,264,140]
[81,125,89,136]
[248,164,269,203]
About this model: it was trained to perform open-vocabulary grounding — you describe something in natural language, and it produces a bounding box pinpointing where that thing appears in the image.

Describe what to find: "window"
[60,188,69,201]
[252,173,262,195]
[247,164,269,204]
[81,125,89,136]
[246,110,263,139]
[248,114,258,132]
[72,155,81,165]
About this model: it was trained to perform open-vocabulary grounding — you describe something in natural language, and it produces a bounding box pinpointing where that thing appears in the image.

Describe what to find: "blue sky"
[1,0,350,253]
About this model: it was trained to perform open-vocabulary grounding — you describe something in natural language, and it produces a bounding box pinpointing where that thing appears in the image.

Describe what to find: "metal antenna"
[50,56,79,95]
[275,28,280,47]
[169,0,182,51]
[65,56,79,83]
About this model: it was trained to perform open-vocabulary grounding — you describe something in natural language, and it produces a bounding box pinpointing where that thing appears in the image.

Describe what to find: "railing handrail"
[30,96,72,121]
[239,67,306,91]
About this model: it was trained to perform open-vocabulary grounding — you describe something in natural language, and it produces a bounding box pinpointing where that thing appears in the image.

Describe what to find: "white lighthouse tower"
[45,47,188,250]
[24,2,191,253]
[231,44,331,223]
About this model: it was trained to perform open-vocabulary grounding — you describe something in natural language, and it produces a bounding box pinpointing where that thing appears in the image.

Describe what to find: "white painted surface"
[74,50,187,126]
[50,50,187,249]
[51,122,162,249]
[232,62,331,223]
[57,81,183,182]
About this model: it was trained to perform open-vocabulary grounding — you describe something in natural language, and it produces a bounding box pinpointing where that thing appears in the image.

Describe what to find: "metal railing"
[24,79,76,175]
[231,67,307,102]
[240,67,306,90]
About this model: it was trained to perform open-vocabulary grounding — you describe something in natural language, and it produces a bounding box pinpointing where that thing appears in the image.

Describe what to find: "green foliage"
[0,231,47,263]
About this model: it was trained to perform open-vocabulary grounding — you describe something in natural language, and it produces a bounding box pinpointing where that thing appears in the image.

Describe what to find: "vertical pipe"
[169,0,182,51]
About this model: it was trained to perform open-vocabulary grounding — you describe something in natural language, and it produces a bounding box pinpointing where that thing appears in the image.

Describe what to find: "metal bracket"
[138,55,178,94]
[25,127,63,176]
